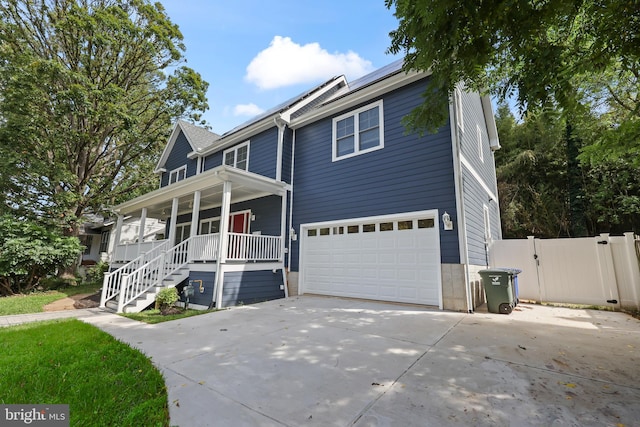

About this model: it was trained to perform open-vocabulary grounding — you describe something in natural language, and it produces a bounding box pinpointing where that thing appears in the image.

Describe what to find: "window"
[418,218,435,229]
[200,218,219,235]
[174,223,191,244]
[347,225,359,234]
[169,165,187,184]
[477,124,484,163]
[82,235,93,255]
[454,88,464,133]
[308,229,317,237]
[319,228,330,236]
[483,205,492,241]
[332,100,384,161]
[380,222,394,231]
[99,231,110,253]
[363,224,376,233]
[223,141,249,170]
[398,220,413,230]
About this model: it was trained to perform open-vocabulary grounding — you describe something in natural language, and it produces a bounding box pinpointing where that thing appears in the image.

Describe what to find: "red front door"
[229,212,249,234]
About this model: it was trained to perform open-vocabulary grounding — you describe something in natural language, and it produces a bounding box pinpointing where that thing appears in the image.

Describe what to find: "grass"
[122,308,218,324]
[0,319,169,426]
[0,283,102,316]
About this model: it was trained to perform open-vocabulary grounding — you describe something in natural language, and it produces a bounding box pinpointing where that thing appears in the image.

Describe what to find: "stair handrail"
[100,240,170,308]
[116,238,192,312]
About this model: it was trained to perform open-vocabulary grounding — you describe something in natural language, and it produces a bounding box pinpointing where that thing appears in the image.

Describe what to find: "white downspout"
[287,129,297,271]
[274,117,287,182]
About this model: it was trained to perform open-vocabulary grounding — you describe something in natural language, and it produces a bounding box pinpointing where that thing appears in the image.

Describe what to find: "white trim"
[483,204,491,241]
[290,69,426,129]
[460,154,498,202]
[454,87,464,133]
[223,141,250,171]
[480,95,501,151]
[332,100,384,162]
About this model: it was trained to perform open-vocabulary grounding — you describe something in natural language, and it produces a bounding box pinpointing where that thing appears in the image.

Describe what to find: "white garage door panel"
[301,212,441,306]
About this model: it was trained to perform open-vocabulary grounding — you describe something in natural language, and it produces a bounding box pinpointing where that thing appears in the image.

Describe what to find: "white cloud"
[245,36,374,90]
[233,103,265,117]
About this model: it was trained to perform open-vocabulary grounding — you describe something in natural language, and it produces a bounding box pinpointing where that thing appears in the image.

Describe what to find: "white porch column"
[114,214,124,248]
[137,207,147,254]
[214,181,232,308]
[167,197,180,245]
[189,191,201,238]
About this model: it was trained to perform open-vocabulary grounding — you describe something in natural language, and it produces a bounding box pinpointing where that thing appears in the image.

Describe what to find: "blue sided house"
[100,60,502,313]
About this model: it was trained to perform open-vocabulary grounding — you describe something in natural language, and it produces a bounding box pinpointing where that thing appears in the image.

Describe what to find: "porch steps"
[106,267,191,313]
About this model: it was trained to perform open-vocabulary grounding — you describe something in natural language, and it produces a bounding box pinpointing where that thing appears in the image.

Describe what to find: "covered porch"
[101,165,289,312]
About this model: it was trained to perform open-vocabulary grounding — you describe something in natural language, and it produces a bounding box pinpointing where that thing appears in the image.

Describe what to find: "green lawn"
[0,319,169,426]
[0,284,101,316]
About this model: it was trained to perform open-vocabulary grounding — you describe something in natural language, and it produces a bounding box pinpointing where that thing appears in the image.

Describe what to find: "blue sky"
[159,0,402,133]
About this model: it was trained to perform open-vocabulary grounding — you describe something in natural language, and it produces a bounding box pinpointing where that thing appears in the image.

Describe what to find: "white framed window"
[483,205,491,241]
[99,231,110,253]
[454,88,464,133]
[477,124,484,163]
[174,223,191,244]
[332,100,384,161]
[199,218,219,235]
[169,165,187,184]
[223,141,249,170]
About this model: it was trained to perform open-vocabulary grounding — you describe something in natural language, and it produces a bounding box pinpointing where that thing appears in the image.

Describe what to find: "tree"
[0,215,82,295]
[495,104,640,237]
[386,0,640,136]
[0,0,209,252]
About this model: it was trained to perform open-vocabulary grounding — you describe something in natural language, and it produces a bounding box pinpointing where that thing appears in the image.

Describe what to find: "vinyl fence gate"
[489,233,640,311]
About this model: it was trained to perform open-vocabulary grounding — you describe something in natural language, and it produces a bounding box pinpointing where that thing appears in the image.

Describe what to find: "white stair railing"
[189,234,220,261]
[100,240,170,307]
[116,238,191,312]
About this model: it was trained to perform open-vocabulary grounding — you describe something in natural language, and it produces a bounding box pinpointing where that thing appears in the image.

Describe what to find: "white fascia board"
[480,95,500,151]
[199,115,280,157]
[154,122,199,173]
[280,76,348,122]
[289,70,427,129]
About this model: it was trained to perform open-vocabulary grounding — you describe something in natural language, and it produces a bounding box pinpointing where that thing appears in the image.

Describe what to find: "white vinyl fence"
[489,233,640,310]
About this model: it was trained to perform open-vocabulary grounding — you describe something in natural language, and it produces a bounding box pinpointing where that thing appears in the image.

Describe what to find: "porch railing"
[113,240,168,262]
[189,234,220,261]
[101,233,283,311]
[227,233,282,261]
[100,240,170,307]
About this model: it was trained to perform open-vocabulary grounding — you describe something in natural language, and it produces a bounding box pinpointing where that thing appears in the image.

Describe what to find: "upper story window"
[169,165,186,184]
[477,124,484,163]
[223,141,249,170]
[332,100,384,162]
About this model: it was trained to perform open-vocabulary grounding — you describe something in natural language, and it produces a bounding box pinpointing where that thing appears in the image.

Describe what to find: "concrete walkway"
[0,307,109,327]
[76,296,640,427]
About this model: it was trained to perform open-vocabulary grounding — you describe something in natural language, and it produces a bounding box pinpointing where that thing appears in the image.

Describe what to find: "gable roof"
[155,120,220,172]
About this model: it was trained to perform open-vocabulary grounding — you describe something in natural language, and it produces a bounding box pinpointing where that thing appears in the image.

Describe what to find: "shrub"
[155,287,178,312]
[86,261,109,284]
[0,216,82,296]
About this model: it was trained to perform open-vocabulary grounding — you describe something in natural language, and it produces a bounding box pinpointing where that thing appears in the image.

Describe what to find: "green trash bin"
[479,269,516,314]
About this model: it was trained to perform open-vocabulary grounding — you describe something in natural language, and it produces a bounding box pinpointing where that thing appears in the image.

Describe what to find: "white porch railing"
[101,233,283,312]
[189,234,220,261]
[113,240,168,262]
[100,240,170,307]
[227,233,282,261]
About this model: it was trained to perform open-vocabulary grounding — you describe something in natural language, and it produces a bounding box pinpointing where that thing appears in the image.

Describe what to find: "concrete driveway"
[84,296,640,426]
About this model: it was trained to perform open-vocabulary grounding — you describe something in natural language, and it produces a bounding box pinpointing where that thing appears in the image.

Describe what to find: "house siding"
[456,89,502,266]
[183,271,215,307]
[161,131,198,187]
[281,128,294,184]
[221,270,285,306]
[290,78,460,271]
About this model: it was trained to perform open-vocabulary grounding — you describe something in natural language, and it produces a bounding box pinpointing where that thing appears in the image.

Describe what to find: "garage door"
[300,211,441,307]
